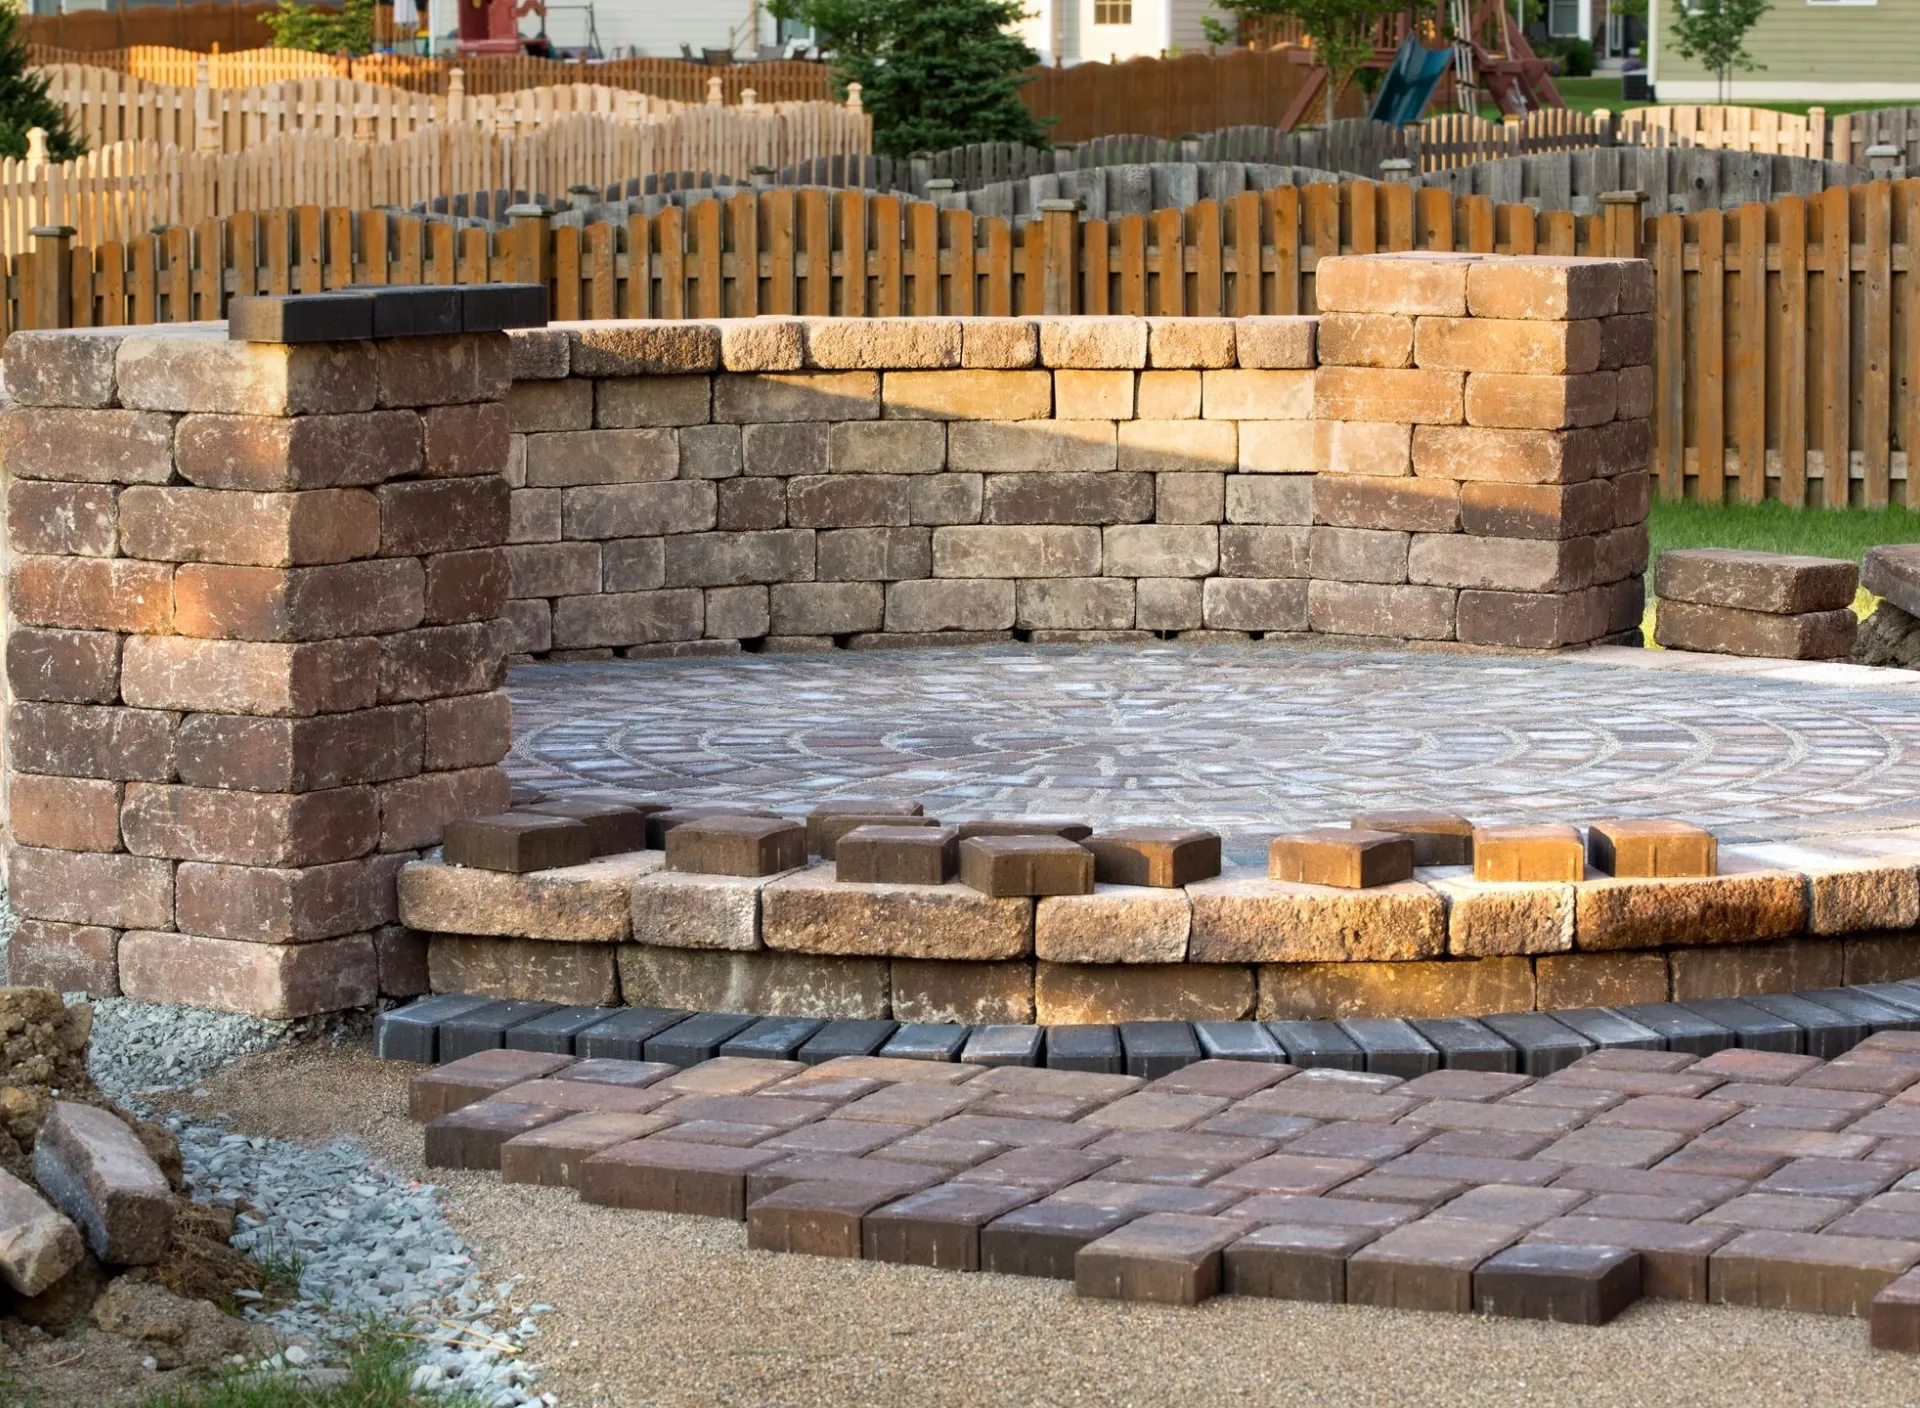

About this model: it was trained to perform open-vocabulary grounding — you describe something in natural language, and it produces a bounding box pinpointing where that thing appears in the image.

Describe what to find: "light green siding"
[1653,0,1920,97]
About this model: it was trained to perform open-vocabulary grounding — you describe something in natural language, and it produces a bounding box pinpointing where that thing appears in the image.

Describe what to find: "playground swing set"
[1276,0,1565,129]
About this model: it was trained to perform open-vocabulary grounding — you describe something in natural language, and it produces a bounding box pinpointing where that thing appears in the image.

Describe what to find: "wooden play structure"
[1264,0,1564,130]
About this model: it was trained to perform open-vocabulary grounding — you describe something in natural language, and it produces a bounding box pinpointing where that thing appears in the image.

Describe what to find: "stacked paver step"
[1652,548,1860,660]
[378,977,1920,1074]
[402,1033,1920,1338]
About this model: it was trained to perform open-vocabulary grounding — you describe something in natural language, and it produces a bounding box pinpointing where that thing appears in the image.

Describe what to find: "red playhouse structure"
[456,0,546,55]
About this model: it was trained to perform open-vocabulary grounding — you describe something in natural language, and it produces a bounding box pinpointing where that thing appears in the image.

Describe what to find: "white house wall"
[1168,0,1229,50]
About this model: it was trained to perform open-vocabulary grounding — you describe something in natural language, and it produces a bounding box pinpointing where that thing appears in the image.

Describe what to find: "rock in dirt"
[0,987,97,1185]
[120,1111,183,1193]
[33,1101,174,1266]
[1856,602,1920,669]
[0,1165,83,1296]
[8,1249,109,1327]
[90,1277,272,1370]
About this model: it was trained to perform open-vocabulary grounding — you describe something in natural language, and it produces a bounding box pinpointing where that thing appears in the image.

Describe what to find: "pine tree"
[0,7,83,162]
[769,0,1050,159]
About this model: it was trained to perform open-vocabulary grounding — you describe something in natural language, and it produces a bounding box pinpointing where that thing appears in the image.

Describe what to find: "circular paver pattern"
[506,644,1920,848]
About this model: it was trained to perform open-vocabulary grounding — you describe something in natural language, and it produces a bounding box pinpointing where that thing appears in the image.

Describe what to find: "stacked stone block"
[1652,548,1859,660]
[399,785,1920,1027]
[1308,252,1653,649]
[2,325,515,1015]
[500,313,1326,656]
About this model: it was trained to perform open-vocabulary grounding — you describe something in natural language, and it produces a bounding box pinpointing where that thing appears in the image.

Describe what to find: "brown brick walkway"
[418,1036,1920,1338]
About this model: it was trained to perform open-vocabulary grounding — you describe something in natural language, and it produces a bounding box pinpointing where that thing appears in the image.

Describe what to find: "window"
[1548,0,1581,36]
[1807,0,1875,7]
[1094,0,1132,23]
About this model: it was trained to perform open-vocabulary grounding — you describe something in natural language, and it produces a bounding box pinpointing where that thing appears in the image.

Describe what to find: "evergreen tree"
[769,0,1050,159]
[0,7,83,162]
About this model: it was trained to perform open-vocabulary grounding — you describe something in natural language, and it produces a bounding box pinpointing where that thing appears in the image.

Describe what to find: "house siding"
[1652,0,1920,99]
[1169,0,1230,50]
[583,2,757,59]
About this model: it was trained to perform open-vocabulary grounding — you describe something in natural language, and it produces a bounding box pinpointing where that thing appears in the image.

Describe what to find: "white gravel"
[86,998,362,1104]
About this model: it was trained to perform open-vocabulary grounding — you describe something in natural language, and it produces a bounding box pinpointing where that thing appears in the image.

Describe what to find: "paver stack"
[1309,251,1652,648]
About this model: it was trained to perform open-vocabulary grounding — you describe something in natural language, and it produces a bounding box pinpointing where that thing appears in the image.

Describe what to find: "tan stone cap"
[546,313,1319,377]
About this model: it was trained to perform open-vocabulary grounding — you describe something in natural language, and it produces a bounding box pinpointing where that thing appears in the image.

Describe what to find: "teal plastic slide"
[1370,33,1454,127]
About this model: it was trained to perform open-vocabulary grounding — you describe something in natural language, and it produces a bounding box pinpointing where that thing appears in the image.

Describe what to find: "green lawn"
[1648,496,1920,564]
[129,1327,492,1408]
[1642,496,1920,641]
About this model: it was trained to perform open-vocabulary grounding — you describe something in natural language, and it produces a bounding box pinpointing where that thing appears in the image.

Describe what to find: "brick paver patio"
[507,644,1920,848]
[413,1036,1920,1333]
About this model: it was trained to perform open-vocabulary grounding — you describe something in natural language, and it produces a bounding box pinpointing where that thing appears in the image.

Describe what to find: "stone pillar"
[2,317,516,1015]
[1308,252,1654,649]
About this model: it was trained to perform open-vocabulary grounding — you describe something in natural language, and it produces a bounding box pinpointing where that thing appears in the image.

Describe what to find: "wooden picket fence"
[1415,109,1617,170]
[0,105,870,254]
[1015,47,1373,144]
[4,176,1916,510]
[1648,183,1920,510]
[39,64,854,154]
[1620,106,1828,160]
[27,45,836,103]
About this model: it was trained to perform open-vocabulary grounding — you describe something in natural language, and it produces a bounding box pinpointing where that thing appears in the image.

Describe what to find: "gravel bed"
[86,998,363,1104]
[169,1113,554,1405]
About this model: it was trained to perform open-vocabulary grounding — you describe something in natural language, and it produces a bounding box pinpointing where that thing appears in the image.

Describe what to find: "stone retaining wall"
[0,253,1689,1018]
[499,253,1652,658]
[400,832,1920,1024]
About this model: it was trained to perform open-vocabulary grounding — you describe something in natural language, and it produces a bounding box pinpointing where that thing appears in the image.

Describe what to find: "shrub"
[0,6,83,161]
[1544,37,1595,78]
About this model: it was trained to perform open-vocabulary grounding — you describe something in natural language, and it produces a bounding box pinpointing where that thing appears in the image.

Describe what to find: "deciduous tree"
[1669,0,1771,103]
[1203,0,1398,126]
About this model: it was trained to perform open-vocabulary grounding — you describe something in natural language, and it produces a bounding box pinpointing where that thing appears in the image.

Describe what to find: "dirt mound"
[0,987,96,1185]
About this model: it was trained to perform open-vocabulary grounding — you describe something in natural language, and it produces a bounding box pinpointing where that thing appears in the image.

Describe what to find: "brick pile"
[1653,548,1859,660]
[2,323,517,1015]
[1309,252,1652,649]
[405,1038,1920,1340]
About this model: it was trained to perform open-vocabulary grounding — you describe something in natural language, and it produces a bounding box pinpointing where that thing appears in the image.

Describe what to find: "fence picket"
[1864,181,1893,507]
[1692,209,1727,502]
[1733,201,1766,505]
[1819,185,1852,507]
